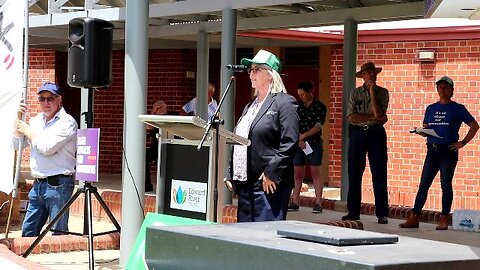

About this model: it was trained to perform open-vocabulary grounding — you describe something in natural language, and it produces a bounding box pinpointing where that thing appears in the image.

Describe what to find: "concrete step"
[300,187,340,201]
[322,187,340,200]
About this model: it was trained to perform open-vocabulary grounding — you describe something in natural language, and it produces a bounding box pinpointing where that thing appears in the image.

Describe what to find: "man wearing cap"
[13,82,77,236]
[226,49,299,222]
[400,76,478,230]
[343,62,390,224]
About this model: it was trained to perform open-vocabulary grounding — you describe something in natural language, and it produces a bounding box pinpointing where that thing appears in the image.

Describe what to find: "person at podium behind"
[181,82,218,120]
[145,100,168,192]
[399,76,478,230]
[226,49,299,222]
[13,82,77,237]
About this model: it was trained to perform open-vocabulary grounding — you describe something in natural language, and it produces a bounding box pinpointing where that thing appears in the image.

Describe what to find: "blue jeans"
[413,144,458,215]
[22,175,75,237]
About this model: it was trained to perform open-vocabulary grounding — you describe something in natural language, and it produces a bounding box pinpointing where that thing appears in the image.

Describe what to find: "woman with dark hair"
[288,80,327,214]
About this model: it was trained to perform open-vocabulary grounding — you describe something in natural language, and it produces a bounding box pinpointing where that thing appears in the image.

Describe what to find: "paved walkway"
[2,206,477,269]
[2,175,479,269]
[0,215,121,270]
[288,206,480,248]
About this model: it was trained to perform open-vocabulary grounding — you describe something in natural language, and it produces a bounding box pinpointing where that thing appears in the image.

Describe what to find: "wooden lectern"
[138,115,249,222]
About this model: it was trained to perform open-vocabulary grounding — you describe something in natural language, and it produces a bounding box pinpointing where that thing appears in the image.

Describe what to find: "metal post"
[7,0,30,238]
[11,0,30,199]
[220,8,237,206]
[341,19,358,202]
[120,0,149,265]
[196,30,209,120]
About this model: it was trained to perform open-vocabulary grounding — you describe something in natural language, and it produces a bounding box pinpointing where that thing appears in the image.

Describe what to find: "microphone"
[226,64,248,72]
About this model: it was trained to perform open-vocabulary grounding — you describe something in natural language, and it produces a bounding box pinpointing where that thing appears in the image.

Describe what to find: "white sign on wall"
[170,179,207,213]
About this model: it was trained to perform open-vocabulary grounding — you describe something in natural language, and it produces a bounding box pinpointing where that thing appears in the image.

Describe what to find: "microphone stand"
[198,75,235,222]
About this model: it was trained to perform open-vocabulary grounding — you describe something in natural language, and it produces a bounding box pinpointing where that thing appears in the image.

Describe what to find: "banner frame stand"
[5,0,29,238]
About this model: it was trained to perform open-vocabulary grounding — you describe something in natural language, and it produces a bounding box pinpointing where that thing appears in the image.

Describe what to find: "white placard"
[0,0,25,194]
[302,141,313,155]
[170,179,208,213]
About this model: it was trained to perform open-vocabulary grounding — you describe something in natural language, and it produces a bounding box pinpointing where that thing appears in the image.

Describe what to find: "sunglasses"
[247,66,269,75]
[38,96,58,103]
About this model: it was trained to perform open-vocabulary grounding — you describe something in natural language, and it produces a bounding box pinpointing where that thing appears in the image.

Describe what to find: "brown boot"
[399,214,419,228]
[436,214,449,230]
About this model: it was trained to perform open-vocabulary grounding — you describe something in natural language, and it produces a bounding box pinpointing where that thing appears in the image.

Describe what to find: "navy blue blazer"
[231,92,299,191]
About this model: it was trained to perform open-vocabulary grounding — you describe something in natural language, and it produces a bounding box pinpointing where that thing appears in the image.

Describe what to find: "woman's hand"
[260,173,276,194]
[449,141,465,151]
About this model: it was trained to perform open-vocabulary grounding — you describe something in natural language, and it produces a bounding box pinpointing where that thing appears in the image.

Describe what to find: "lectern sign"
[76,128,100,182]
[170,179,207,213]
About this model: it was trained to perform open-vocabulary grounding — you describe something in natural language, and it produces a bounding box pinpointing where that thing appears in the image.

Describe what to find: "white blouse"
[232,97,265,182]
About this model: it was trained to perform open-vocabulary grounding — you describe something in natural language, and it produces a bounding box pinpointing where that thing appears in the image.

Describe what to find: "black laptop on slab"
[277,225,399,246]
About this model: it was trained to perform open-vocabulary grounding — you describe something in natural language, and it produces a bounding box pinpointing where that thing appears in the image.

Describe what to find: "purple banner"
[76,128,100,182]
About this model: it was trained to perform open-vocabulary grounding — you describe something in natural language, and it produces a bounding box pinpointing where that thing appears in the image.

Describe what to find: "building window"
[284,47,319,67]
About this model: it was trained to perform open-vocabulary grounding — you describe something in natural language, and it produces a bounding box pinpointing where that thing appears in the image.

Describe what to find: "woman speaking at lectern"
[227,50,299,222]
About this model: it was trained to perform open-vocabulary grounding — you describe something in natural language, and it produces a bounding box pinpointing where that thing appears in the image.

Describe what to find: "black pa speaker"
[67,17,114,88]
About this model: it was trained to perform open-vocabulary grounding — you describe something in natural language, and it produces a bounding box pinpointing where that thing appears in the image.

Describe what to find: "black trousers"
[235,181,292,222]
[347,124,389,218]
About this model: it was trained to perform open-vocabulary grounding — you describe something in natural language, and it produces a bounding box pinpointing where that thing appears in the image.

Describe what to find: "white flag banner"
[0,0,25,194]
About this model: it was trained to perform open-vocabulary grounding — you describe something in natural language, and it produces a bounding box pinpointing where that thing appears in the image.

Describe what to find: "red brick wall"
[94,49,199,174]
[22,50,81,173]
[330,39,480,211]
[22,49,199,174]
[19,50,58,172]
[27,40,480,212]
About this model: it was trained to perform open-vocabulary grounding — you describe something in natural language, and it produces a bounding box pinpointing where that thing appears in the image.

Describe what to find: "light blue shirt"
[182,97,218,119]
[13,107,77,178]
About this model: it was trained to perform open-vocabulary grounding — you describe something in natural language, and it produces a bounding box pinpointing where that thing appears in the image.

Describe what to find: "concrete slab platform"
[146,220,480,270]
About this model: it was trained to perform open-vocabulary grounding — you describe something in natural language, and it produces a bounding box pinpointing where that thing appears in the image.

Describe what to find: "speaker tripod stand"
[22,88,121,270]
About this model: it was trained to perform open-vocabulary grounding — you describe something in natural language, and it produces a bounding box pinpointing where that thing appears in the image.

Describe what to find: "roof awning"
[26,0,424,50]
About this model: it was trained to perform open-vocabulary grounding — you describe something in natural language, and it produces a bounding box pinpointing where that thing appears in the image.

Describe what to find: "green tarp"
[126,212,214,270]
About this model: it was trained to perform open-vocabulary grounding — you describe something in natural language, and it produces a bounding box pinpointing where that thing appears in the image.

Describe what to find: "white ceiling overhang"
[425,0,480,20]
[25,0,425,50]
